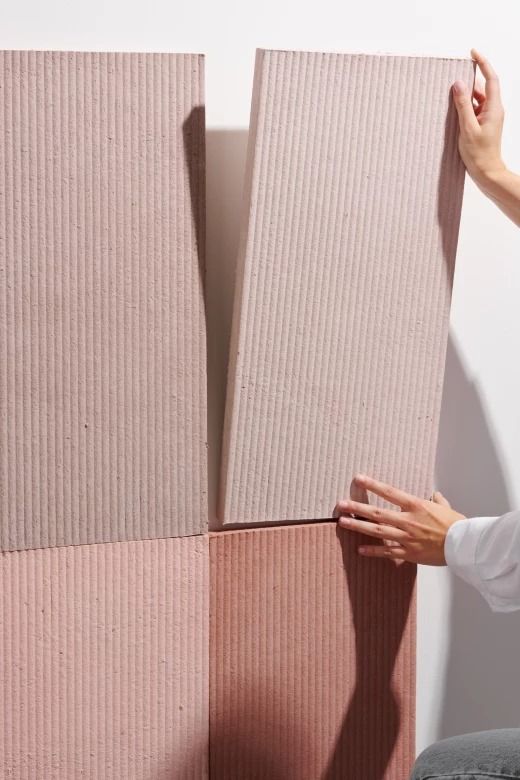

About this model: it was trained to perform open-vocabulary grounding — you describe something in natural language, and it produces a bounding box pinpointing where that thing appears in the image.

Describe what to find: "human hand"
[452,49,506,186]
[336,474,466,566]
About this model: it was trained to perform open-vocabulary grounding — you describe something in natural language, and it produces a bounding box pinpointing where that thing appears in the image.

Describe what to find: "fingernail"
[452,80,465,95]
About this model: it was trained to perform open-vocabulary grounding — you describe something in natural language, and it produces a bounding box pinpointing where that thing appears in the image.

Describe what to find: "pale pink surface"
[0,51,207,550]
[219,50,475,526]
[1,536,209,779]
[210,523,416,779]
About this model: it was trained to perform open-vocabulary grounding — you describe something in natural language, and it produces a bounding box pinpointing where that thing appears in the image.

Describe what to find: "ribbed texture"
[219,50,475,525]
[0,536,209,779]
[209,523,416,779]
[0,51,207,550]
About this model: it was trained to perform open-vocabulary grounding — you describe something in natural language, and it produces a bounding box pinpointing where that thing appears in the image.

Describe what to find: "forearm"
[475,166,520,227]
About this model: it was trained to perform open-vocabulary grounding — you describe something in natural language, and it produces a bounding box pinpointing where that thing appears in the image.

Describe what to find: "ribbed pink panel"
[0,51,207,550]
[210,523,416,779]
[0,536,209,779]
[219,50,475,526]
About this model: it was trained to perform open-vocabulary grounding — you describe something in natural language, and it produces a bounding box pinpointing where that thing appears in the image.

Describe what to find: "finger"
[432,490,451,508]
[383,539,408,566]
[336,499,405,526]
[470,49,501,107]
[350,476,369,505]
[335,479,370,516]
[473,78,486,98]
[472,87,486,105]
[351,474,419,510]
[452,81,480,132]
[358,544,408,560]
[338,515,409,543]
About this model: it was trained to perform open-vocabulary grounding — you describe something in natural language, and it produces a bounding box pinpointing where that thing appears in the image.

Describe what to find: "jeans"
[411,729,520,779]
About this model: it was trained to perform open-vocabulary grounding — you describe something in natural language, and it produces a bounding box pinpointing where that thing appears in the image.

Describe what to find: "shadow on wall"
[209,694,306,780]
[324,528,416,779]
[159,742,208,780]
[437,82,466,287]
[205,128,249,526]
[183,107,207,300]
[435,335,520,738]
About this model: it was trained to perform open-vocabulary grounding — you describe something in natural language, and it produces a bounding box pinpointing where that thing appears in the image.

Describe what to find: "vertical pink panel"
[210,523,416,779]
[0,536,209,779]
[0,51,207,550]
[219,50,475,526]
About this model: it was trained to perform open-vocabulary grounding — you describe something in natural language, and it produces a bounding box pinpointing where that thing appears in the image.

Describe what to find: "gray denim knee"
[411,729,520,779]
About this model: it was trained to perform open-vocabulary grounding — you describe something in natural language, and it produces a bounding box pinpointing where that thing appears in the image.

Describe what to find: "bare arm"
[476,167,520,227]
[452,49,520,226]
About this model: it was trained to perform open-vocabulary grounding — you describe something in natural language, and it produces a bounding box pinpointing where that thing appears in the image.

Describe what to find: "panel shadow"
[324,530,416,779]
[205,128,249,527]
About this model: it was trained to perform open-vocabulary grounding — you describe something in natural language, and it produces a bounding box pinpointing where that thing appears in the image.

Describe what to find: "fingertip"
[452,80,467,96]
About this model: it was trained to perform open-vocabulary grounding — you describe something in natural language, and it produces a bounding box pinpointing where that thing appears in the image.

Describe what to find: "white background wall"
[3,0,520,758]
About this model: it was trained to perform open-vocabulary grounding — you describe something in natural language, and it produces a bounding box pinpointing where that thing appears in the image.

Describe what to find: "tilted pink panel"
[0,51,207,550]
[219,50,474,526]
[210,523,416,779]
[0,536,209,779]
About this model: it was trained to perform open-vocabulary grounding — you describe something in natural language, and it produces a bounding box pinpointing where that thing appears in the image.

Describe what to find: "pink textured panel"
[210,523,416,779]
[219,50,475,526]
[0,51,207,550]
[0,536,209,779]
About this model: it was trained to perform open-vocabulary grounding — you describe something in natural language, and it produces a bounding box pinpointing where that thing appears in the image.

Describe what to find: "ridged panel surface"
[209,523,416,779]
[0,536,209,779]
[219,50,474,525]
[0,51,207,550]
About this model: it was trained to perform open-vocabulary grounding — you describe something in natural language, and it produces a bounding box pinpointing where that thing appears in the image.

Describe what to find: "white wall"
[3,0,520,757]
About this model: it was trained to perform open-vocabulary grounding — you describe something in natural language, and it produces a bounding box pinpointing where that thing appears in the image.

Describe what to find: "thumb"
[432,490,451,508]
[452,81,478,132]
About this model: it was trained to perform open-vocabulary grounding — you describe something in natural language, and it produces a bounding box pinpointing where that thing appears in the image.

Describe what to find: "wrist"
[472,160,509,193]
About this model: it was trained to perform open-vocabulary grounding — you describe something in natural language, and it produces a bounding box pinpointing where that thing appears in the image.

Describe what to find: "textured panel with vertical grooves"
[0,536,209,779]
[209,523,416,779]
[0,51,207,550]
[219,50,474,526]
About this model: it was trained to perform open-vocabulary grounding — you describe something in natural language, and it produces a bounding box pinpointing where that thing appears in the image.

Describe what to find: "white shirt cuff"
[444,516,499,590]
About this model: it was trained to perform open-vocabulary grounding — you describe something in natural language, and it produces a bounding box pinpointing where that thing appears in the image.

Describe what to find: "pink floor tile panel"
[219,49,474,526]
[0,51,207,550]
[209,522,416,779]
[0,535,209,779]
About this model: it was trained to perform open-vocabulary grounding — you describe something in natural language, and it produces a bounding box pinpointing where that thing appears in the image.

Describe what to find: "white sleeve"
[444,511,520,612]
